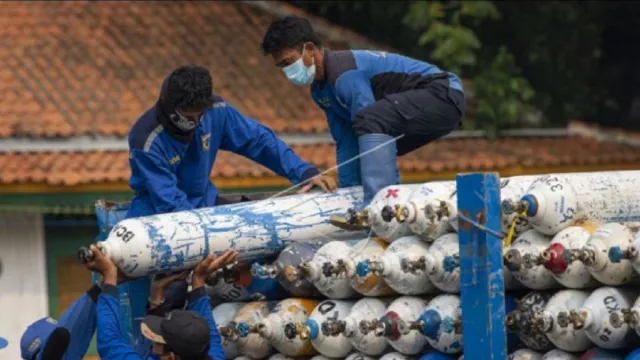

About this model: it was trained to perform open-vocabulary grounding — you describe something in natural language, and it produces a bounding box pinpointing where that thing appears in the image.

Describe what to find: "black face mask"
[156,74,196,143]
[39,328,70,360]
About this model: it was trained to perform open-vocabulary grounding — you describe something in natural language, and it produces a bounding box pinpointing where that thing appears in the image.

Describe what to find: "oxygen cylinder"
[555,286,639,349]
[207,260,288,305]
[537,225,599,289]
[236,298,319,357]
[504,230,560,290]
[581,347,626,359]
[501,171,640,236]
[321,237,396,297]
[506,295,523,352]
[541,350,579,360]
[86,187,366,277]
[509,349,543,360]
[505,291,555,352]
[219,301,277,359]
[398,294,462,354]
[578,223,640,286]
[310,356,335,360]
[345,353,377,360]
[233,357,252,360]
[428,175,538,235]
[379,353,412,360]
[393,181,457,242]
[213,302,244,359]
[286,300,355,358]
[267,355,295,360]
[354,235,436,295]
[609,229,640,279]
[283,240,360,299]
[360,296,430,355]
[420,351,459,360]
[528,290,592,352]
[321,297,390,356]
[610,293,640,337]
[251,241,326,298]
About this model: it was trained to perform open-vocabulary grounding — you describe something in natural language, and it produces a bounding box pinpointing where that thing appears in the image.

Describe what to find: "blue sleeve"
[97,285,144,360]
[334,70,377,121]
[58,285,101,360]
[326,111,362,187]
[219,105,319,185]
[186,287,225,360]
[129,148,194,214]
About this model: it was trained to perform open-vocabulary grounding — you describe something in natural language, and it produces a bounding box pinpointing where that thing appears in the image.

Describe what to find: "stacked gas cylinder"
[208,171,640,360]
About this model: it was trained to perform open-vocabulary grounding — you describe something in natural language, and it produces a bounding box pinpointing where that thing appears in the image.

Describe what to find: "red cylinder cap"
[542,243,568,274]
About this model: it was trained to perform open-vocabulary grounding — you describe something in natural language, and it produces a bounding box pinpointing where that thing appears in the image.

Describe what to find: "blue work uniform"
[20,285,101,360]
[119,94,319,348]
[96,284,224,360]
[311,50,465,205]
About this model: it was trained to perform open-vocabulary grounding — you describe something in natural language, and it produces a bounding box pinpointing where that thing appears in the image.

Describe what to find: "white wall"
[0,213,47,359]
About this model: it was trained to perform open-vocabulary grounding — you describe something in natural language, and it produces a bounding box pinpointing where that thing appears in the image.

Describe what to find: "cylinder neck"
[521,194,538,217]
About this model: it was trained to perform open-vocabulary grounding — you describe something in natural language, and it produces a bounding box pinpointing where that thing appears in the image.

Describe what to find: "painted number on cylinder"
[600,296,620,342]
[113,224,135,243]
[319,301,340,322]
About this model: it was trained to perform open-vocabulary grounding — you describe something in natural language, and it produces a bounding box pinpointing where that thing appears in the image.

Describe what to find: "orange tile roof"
[0,1,391,138]
[2,135,640,190]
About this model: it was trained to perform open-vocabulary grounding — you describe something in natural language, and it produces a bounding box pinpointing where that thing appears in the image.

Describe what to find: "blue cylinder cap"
[251,263,265,278]
[609,246,624,263]
[305,319,320,340]
[236,322,250,337]
[356,261,370,277]
[442,256,458,272]
[521,194,537,217]
[419,309,442,340]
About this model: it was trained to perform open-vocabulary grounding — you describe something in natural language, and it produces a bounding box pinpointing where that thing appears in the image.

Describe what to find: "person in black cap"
[84,243,236,360]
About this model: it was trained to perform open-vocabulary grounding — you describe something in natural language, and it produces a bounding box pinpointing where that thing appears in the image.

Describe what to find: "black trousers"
[352,77,466,156]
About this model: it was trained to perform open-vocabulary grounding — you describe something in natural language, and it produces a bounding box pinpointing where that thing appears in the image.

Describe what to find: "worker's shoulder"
[128,106,165,152]
[325,50,359,87]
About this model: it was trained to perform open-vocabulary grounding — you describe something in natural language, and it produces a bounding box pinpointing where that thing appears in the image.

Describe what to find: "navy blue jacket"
[127,96,319,218]
[311,50,464,187]
[96,285,225,360]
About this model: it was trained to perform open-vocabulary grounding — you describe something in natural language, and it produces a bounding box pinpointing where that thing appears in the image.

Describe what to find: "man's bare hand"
[192,250,238,288]
[150,270,189,305]
[84,244,119,285]
[297,174,338,194]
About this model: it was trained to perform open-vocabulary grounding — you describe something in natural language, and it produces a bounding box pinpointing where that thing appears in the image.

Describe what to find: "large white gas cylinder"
[528,290,592,352]
[504,230,560,290]
[426,176,538,235]
[213,302,244,359]
[393,181,457,242]
[501,171,640,236]
[220,301,276,359]
[379,352,411,360]
[360,296,430,355]
[609,230,640,277]
[398,294,462,354]
[236,298,319,357]
[537,225,599,289]
[345,353,376,360]
[541,350,578,360]
[266,355,294,360]
[320,297,390,356]
[579,223,640,286]
[509,349,542,360]
[251,241,326,298]
[321,237,396,297]
[287,300,355,358]
[505,291,555,352]
[354,235,436,295]
[91,187,366,277]
[555,286,639,349]
[610,293,640,337]
[284,240,360,299]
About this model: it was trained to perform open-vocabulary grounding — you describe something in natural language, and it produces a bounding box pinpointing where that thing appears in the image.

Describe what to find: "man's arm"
[326,111,362,188]
[334,70,377,122]
[96,285,144,360]
[56,285,101,360]
[129,148,195,214]
[219,105,319,185]
[187,285,225,359]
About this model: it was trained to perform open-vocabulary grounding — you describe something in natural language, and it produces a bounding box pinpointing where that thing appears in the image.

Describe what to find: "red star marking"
[385,189,399,199]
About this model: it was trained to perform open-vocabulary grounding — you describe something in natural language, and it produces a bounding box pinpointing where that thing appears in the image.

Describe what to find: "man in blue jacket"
[85,244,237,360]
[20,284,101,360]
[260,16,466,229]
[121,65,337,344]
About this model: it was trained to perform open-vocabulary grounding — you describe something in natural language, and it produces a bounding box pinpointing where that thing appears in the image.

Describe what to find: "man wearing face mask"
[261,16,466,229]
[122,65,337,346]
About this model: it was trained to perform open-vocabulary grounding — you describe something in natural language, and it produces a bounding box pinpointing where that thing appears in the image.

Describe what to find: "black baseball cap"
[141,311,210,358]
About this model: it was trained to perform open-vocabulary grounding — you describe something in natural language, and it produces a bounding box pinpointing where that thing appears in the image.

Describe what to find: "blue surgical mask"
[282,49,316,86]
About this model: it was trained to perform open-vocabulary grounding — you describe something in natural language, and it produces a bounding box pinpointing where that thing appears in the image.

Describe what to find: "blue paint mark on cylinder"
[419,350,457,360]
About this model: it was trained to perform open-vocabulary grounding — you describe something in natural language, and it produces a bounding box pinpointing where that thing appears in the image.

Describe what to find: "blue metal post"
[456,172,506,360]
